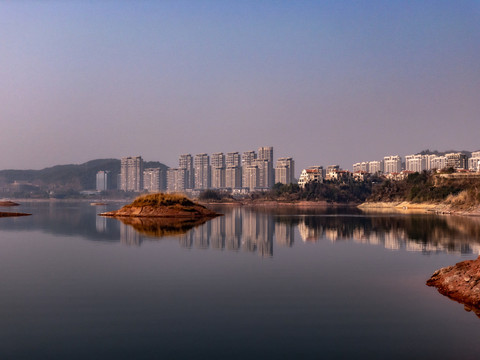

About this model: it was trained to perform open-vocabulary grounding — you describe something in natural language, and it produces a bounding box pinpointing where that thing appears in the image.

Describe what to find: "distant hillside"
[0,159,169,191]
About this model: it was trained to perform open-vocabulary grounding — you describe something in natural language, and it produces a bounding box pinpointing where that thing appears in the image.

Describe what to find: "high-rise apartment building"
[352,162,369,173]
[226,152,242,189]
[258,146,274,188]
[275,157,295,184]
[244,165,259,191]
[383,155,402,174]
[179,154,194,189]
[242,151,257,188]
[96,171,109,192]
[211,153,226,189]
[143,168,164,192]
[430,156,447,170]
[405,155,426,173]
[166,168,187,192]
[120,156,143,191]
[368,161,384,174]
[468,151,480,172]
[445,153,467,169]
[194,153,211,190]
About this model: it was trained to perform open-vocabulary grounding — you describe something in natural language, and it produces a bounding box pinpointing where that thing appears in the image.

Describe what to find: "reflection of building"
[298,221,323,242]
[179,232,193,249]
[120,156,143,191]
[194,221,211,249]
[210,216,225,250]
[120,222,142,246]
[275,222,294,247]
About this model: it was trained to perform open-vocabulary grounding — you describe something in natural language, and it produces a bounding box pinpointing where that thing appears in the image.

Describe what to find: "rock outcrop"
[427,256,480,317]
[100,193,220,219]
[0,201,20,207]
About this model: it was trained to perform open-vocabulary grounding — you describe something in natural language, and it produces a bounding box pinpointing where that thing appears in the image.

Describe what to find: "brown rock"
[427,256,480,316]
[100,193,221,219]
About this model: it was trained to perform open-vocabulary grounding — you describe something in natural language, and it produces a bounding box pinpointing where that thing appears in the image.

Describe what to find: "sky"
[1,0,479,174]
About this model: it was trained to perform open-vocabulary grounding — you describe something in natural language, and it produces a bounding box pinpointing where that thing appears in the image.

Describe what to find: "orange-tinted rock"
[427,256,480,316]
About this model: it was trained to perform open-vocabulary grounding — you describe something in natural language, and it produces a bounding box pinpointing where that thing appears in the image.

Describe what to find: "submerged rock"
[427,256,480,317]
[0,201,20,207]
[100,193,221,219]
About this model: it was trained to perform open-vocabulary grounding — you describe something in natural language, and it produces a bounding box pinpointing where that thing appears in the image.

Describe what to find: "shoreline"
[358,201,480,217]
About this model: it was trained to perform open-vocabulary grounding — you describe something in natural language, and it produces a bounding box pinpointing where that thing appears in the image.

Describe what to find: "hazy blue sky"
[1,1,479,173]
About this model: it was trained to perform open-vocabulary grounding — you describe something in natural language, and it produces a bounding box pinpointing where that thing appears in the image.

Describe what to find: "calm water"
[1,201,480,359]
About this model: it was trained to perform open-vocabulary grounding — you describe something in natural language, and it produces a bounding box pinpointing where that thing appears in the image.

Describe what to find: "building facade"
[143,168,164,192]
[179,154,194,189]
[96,171,109,192]
[258,146,274,188]
[298,166,324,188]
[405,155,426,173]
[445,153,467,170]
[211,152,226,189]
[383,155,402,174]
[120,156,143,191]
[275,157,295,184]
[166,168,187,192]
[194,153,211,190]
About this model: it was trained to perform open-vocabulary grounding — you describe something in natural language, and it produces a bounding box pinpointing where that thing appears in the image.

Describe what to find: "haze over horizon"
[2,1,479,173]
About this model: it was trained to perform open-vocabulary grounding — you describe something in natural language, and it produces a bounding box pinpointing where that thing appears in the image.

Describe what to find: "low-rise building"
[298,166,324,188]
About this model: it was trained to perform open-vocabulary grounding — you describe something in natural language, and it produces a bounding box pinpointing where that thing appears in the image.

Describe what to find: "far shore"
[359,201,480,217]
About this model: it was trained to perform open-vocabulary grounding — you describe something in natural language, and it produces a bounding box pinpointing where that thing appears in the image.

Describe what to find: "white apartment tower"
[242,151,257,187]
[179,154,194,189]
[368,161,384,174]
[383,155,402,174]
[258,146,274,188]
[468,151,480,172]
[120,156,143,191]
[96,171,109,192]
[194,153,211,190]
[244,165,259,191]
[211,152,226,189]
[226,152,242,189]
[143,168,164,192]
[405,155,426,173]
[166,168,187,192]
[275,157,295,184]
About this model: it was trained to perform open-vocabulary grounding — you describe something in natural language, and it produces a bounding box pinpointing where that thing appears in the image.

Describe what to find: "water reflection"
[2,202,480,257]
[292,214,480,255]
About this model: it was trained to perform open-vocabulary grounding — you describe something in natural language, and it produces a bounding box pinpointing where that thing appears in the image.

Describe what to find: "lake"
[0,201,479,359]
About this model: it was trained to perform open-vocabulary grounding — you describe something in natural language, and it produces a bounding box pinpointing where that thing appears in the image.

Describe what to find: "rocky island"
[100,193,221,219]
[427,256,480,317]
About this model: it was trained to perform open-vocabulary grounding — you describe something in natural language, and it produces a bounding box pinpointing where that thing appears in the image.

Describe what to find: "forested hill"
[0,159,168,191]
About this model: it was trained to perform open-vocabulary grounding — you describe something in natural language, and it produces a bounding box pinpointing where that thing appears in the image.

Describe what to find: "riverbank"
[358,201,480,216]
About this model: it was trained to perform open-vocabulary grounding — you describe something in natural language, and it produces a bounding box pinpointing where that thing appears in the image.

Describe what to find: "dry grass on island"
[100,193,221,218]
